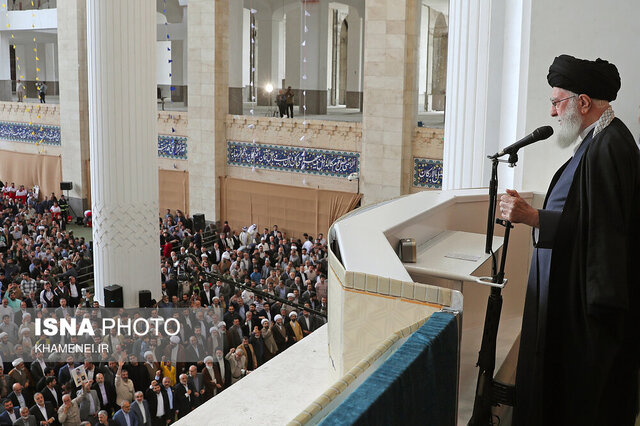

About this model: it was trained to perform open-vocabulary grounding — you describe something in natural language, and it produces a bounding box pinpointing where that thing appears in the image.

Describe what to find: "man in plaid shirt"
[19,273,38,298]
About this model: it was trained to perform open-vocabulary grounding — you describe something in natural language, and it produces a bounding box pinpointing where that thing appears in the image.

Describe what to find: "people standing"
[16,80,25,102]
[285,86,294,118]
[38,81,47,103]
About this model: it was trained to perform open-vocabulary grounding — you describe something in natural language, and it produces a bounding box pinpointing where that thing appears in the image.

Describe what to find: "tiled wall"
[327,248,452,381]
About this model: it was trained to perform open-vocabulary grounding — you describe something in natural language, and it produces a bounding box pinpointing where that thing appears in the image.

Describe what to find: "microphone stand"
[468,152,517,426]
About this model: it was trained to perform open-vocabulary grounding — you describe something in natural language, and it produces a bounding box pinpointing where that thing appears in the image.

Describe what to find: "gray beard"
[556,101,582,148]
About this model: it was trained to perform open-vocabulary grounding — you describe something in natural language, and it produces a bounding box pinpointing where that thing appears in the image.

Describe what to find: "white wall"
[520,0,640,192]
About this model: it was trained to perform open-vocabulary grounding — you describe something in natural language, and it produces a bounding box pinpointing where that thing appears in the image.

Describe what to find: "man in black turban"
[500,55,640,425]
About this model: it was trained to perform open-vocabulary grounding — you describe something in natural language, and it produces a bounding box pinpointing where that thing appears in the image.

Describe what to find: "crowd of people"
[0,180,330,424]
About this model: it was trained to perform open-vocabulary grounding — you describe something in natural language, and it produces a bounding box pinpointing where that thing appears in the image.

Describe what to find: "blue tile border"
[158,135,188,160]
[0,121,188,160]
[227,140,360,178]
[413,158,443,189]
[0,121,60,145]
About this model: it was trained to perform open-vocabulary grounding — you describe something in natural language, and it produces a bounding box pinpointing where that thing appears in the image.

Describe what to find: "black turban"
[547,54,621,101]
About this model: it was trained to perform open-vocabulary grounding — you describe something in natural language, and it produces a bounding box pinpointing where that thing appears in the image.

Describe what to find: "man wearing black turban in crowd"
[500,54,640,425]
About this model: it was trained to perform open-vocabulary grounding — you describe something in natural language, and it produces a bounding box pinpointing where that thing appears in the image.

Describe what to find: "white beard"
[556,99,582,148]
[206,366,214,378]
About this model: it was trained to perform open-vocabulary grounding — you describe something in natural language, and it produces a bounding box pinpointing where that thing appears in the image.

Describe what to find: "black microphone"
[495,126,554,157]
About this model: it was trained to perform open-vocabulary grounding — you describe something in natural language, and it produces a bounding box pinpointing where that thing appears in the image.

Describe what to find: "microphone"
[494,126,554,157]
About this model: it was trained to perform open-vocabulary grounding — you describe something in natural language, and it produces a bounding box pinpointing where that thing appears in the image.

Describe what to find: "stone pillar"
[228,0,243,114]
[256,11,274,106]
[58,0,90,216]
[187,0,228,221]
[0,33,11,101]
[345,9,363,110]
[360,0,420,204]
[299,1,328,115]
[86,0,160,307]
[442,1,498,189]
[44,43,57,93]
[284,5,301,94]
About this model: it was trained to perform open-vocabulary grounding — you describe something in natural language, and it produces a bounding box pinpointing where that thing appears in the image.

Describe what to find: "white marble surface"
[176,325,329,425]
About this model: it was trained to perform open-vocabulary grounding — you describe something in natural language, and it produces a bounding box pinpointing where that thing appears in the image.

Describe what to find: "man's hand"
[499,189,539,227]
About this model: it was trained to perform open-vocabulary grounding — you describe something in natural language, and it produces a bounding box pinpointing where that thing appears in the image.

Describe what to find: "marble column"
[284,5,301,97]
[86,0,160,307]
[0,33,11,101]
[298,1,328,115]
[228,0,243,114]
[256,11,274,107]
[442,0,525,190]
[44,43,57,94]
[360,0,420,204]
[58,0,90,216]
[345,9,363,110]
[187,0,228,222]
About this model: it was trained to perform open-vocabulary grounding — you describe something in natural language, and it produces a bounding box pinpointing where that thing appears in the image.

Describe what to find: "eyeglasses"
[550,95,577,109]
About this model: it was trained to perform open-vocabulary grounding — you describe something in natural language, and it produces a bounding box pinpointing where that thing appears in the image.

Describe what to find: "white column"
[228,0,243,113]
[361,0,420,204]
[418,5,428,111]
[87,0,160,307]
[0,33,11,101]
[443,0,528,190]
[256,11,273,106]
[299,0,329,114]
[284,6,300,89]
[345,8,362,109]
[44,42,56,82]
[58,0,90,216]
[187,0,227,221]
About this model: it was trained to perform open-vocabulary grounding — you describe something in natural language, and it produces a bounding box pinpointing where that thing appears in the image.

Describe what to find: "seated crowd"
[0,182,329,424]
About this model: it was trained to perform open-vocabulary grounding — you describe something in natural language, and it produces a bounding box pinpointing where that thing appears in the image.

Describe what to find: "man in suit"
[97,410,117,426]
[242,311,259,337]
[0,398,20,425]
[8,382,33,411]
[199,282,215,306]
[42,377,63,409]
[57,356,75,389]
[144,381,169,426]
[160,377,175,423]
[92,373,116,414]
[29,352,47,386]
[172,374,195,419]
[183,336,205,371]
[228,318,244,348]
[77,382,100,423]
[12,407,37,426]
[112,401,139,426]
[299,308,317,336]
[237,336,258,372]
[186,365,204,407]
[130,391,151,426]
[29,392,58,425]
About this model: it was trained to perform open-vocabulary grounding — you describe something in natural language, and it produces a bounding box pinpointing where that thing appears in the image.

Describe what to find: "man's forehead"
[551,86,570,98]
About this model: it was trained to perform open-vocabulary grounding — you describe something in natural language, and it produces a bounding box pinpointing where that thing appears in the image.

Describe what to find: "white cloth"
[156,392,165,417]
[136,401,146,423]
[98,383,107,404]
[37,403,47,420]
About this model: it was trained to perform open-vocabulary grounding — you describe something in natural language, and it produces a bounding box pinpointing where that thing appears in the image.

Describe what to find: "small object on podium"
[398,238,416,263]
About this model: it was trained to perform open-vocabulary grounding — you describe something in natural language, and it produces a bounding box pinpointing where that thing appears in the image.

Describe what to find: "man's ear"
[578,94,592,114]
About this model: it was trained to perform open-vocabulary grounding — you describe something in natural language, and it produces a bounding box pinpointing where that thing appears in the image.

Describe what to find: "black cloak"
[515,118,640,425]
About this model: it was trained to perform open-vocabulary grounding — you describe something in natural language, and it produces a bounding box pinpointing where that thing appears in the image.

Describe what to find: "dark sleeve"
[534,209,563,248]
[583,125,639,313]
